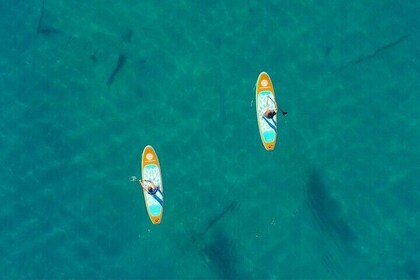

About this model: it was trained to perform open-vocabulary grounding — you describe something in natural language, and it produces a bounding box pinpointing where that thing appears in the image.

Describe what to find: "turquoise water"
[1,1,419,279]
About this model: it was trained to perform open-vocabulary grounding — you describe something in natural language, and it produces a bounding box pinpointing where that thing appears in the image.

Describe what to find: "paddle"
[267,95,287,115]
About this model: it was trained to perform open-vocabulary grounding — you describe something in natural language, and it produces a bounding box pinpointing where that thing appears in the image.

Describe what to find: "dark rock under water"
[203,230,240,280]
[306,169,357,244]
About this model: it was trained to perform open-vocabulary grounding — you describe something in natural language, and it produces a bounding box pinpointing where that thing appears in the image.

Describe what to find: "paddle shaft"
[267,95,287,115]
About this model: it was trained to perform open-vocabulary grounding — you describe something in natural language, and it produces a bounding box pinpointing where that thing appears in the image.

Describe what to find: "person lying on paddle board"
[262,96,287,132]
[263,96,287,119]
[139,179,159,195]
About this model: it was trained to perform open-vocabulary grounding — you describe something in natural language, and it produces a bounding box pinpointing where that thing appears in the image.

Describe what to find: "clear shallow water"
[1,1,419,279]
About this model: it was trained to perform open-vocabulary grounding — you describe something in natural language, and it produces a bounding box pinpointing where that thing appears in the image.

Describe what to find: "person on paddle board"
[262,96,287,132]
[263,96,287,119]
[139,179,159,195]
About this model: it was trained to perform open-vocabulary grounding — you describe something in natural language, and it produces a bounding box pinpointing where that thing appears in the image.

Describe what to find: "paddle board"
[256,72,277,151]
[141,145,164,224]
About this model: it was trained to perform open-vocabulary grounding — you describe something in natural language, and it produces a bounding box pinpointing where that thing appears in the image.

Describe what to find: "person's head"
[148,186,153,192]
[267,110,276,118]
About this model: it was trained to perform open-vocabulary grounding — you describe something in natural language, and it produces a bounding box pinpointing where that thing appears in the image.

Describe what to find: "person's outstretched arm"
[139,180,148,191]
